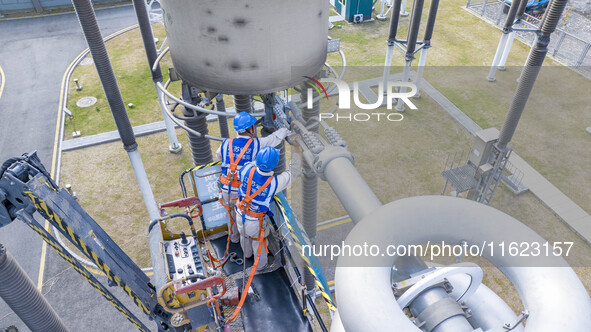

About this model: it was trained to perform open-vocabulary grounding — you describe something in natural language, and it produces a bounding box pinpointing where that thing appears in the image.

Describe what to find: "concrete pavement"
[0,6,143,331]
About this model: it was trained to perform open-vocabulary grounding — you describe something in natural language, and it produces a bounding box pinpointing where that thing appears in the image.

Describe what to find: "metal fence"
[466,0,591,76]
[0,0,125,14]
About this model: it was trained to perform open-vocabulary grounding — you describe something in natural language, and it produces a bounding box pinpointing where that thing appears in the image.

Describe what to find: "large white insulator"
[160,0,329,94]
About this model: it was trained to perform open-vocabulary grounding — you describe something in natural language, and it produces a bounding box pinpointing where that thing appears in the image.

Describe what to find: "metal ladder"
[473,144,512,205]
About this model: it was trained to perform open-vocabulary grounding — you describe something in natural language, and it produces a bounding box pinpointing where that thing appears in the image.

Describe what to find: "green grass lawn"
[64,25,174,137]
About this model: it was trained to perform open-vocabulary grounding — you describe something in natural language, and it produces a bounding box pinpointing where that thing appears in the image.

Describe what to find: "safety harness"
[225,166,273,324]
[210,138,254,269]
[237,167,273,254]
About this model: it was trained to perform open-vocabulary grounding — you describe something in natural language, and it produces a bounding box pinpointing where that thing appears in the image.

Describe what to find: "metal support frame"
[487,0,523,82]
[414,47,429,97]
[396,0,425,111]
[470,145,512,204]
[400,0,409,16]
[383,0,438,105]
[0,154,170,331]
[487,32,510,81]
[499,31,516,70]
[376,0,393,20]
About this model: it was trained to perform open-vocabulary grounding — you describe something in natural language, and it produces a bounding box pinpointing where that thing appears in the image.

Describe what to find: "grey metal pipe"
[71,0,137,151]
[488,0,521,81]
[498,0,568,148]
[320,153,464,330]
[233,95,253,113]
[71,0,160,220]
[388,0,403,42]
[301,85,320,293]
[409,287,474,332]
[215,95,230,139]
[405,0,425,59]
[445,272,524,332]
[0,244,69,332]
[324,158,381,223]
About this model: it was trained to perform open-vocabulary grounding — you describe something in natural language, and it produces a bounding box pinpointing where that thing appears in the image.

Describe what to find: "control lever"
[180,232,188,245]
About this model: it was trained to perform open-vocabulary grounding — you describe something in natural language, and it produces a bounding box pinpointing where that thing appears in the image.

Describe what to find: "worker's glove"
[276,127,290,140]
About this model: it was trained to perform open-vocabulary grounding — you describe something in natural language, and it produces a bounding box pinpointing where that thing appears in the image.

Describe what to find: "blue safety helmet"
[233,112,258,133]
[256,147,280,172]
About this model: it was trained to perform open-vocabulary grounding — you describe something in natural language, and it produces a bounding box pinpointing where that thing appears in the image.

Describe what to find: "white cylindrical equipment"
[159,0,329,94]
[334,195,591,332]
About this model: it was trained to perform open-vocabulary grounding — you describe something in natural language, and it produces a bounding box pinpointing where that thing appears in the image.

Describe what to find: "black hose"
[388,0,403,42]
[179,170,190,198]
[405,0,425,59]
[131,0,163,82]
[148,214,197,236]
[0,244,69,332]
[423,0,440,43]
[71,0,138,151]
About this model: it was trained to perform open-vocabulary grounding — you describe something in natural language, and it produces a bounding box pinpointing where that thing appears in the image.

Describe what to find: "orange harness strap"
[236,167,273,216]
[213,139,254,268]
[226,169,274,323]
[220,139,253,188]
[226,217,265,324]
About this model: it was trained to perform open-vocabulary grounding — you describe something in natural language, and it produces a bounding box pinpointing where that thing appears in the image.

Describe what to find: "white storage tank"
[160,0,329,95]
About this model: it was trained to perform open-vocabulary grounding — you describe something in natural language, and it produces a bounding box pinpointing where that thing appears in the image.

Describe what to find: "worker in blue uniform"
[235,147,291,271]
[216,111,289,243]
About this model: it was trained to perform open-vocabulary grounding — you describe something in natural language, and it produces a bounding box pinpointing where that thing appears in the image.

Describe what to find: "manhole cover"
[76,96,98,108]
[80,57,94,66]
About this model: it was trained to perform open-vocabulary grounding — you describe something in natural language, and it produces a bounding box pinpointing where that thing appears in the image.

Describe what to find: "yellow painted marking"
[317,218,352,231]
